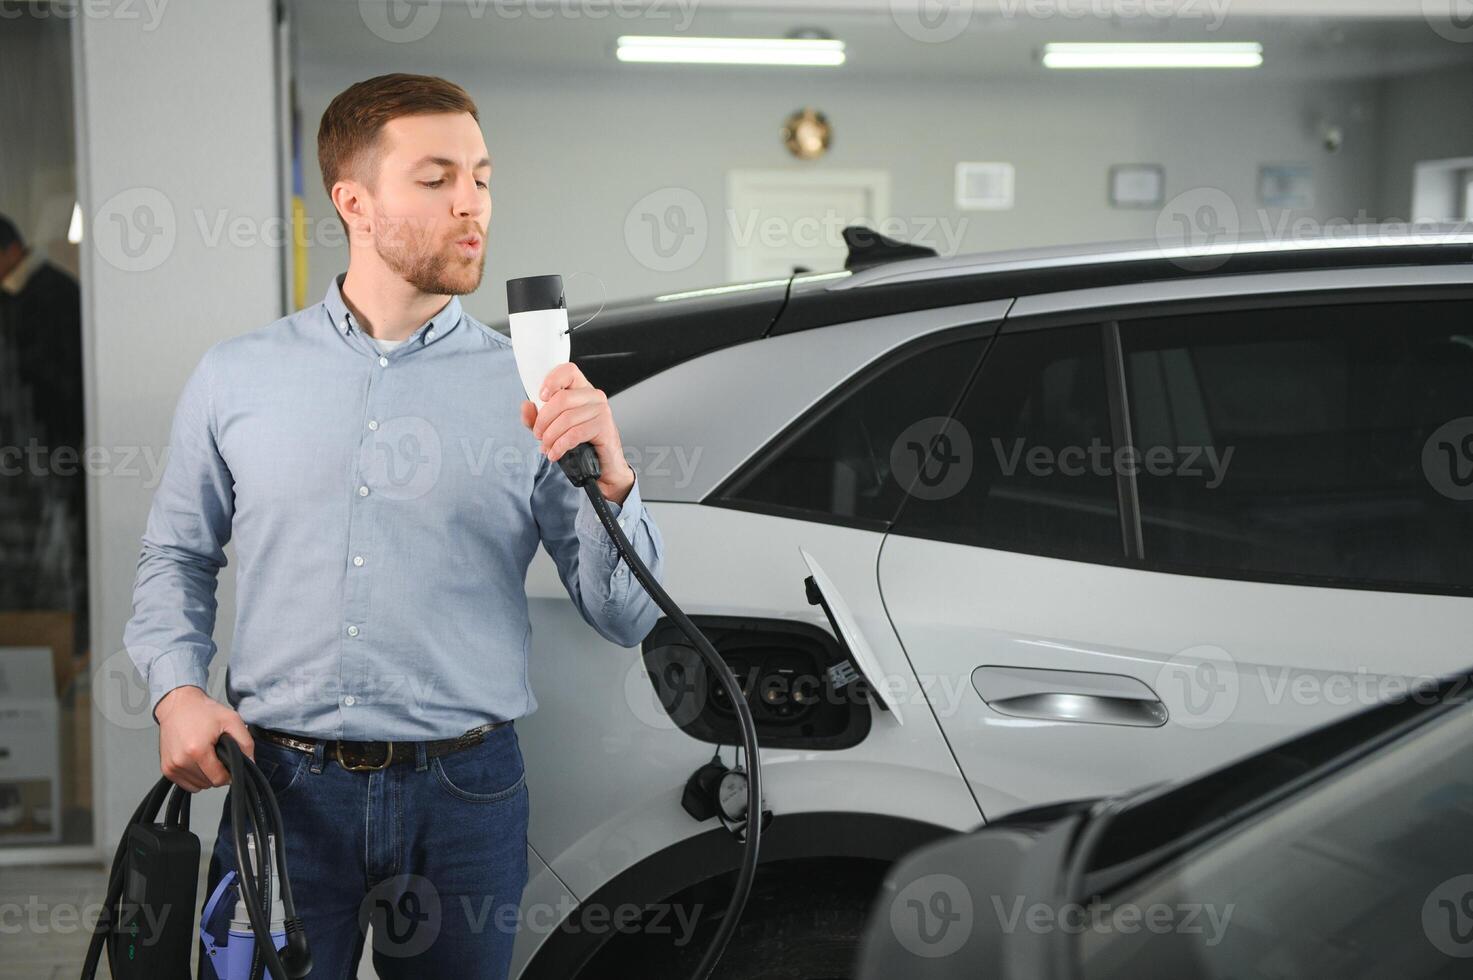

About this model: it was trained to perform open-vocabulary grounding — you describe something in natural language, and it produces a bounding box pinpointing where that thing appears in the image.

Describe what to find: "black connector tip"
[558,443,601,487]
[280,917,312,978]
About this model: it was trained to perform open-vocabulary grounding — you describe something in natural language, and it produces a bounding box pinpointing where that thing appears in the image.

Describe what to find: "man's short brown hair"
[317,73,479,202]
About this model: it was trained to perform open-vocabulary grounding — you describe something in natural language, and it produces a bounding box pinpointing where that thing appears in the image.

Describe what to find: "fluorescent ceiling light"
[1042,42,1263,70]
[617,35,845,67]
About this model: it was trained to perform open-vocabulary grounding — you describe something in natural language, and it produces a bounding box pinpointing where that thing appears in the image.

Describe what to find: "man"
[0,214,86,645]
[122,74,664,979]
[0,216,82,447]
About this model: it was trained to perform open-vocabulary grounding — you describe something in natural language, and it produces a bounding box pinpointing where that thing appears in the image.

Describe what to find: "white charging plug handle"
[509,308,571,411]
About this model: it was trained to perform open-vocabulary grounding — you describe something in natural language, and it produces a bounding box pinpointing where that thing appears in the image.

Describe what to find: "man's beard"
[374,218,485,296]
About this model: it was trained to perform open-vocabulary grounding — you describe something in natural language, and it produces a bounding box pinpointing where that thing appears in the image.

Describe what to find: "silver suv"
[509,227,1473,979]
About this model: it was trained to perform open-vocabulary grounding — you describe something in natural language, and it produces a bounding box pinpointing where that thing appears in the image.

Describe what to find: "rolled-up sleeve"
[122,346,235,721]
[531,455,664,647]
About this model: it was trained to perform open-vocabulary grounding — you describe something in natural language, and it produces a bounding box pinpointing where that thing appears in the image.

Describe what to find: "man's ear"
[331,179,371,245]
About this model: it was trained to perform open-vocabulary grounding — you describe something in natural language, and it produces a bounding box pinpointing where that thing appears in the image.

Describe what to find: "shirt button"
[343,695,356,706]
[346,625,359,637]
[427,328,436,339]
[367,420,379,431]
[358,485,369,497]
[353,555,365,567]
[379,356,389,367]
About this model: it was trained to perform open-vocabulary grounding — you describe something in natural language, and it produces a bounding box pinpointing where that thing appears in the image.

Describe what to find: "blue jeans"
[199,722,530,980]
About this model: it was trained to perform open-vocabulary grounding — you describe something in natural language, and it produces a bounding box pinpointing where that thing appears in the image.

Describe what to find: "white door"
[726,169,889,281]
[878,292,1473,820]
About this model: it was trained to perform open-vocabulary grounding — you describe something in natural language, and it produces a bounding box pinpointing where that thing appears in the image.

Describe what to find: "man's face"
[362,112,492,296]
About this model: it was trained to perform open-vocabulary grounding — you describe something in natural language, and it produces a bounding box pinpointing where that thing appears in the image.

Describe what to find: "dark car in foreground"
[856,669,1473,979]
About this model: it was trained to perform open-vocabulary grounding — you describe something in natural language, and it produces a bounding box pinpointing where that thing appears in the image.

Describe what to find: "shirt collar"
[321,272,464,349]
[1,250,40,296]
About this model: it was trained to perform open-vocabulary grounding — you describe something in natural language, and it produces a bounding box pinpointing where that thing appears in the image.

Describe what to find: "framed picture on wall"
[1258,163,1315,209]
[1109,164,1165,209]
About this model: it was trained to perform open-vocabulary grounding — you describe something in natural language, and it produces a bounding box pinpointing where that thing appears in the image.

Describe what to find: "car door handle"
[972,666,1169,728]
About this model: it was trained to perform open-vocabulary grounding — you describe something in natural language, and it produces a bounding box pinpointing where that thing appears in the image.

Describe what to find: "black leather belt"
[249,721,509,772]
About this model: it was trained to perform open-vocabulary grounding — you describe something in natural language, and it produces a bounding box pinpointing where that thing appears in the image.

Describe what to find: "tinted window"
[1122,300,1473,590]
[892,324,1122,561]
[1080,701,1473,979]
[720,333,986,524]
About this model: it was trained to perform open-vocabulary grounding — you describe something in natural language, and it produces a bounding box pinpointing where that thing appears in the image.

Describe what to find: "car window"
[1121,299,1473,591]
[1078,699,1473,979]
[890,323,1123,562]
[718,332,987,525]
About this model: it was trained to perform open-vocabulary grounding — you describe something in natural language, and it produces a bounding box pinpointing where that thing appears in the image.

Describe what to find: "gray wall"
[295,58,1386,324]
[1375,64,1473,219]
[78,0,282,853]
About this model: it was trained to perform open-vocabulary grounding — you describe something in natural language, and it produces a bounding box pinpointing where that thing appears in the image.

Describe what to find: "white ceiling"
[296,1,1473,81]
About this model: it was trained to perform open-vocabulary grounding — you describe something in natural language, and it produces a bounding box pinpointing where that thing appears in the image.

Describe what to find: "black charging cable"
[557,444,763,980]
[82,734,312,980]
[216,732,313,980]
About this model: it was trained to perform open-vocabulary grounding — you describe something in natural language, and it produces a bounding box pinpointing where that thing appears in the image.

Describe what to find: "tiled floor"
[1,862,118,979]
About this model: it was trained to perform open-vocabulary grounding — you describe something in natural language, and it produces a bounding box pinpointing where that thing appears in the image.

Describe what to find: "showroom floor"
[2,863,110,979]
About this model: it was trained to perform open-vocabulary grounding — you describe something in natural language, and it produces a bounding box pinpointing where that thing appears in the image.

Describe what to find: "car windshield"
[1077,696,1473,978]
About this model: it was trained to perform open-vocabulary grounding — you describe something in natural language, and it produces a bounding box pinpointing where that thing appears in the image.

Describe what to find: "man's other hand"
[154,685,255,792]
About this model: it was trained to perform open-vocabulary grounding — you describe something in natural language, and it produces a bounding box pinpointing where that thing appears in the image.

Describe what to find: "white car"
[508,228,1473,979]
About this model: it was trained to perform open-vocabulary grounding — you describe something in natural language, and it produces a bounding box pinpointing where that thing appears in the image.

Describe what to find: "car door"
[877,281,1473,820]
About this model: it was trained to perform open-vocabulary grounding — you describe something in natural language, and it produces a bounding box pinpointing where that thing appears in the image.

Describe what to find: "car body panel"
[878,497,1473,821]
[518,503,984,902]
[509,844,579,978]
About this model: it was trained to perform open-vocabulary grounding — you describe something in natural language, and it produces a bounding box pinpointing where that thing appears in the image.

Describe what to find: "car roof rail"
[842,225,938,271]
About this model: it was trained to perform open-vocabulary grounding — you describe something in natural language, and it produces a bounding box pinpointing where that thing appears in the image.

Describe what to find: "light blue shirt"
[124,274,664,740]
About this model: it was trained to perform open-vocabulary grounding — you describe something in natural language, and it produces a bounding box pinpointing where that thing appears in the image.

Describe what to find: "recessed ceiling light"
[1041,42,1263,70]
[616,35,846,67]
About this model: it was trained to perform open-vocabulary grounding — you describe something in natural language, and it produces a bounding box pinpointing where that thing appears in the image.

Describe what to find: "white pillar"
[76,0,283,855]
